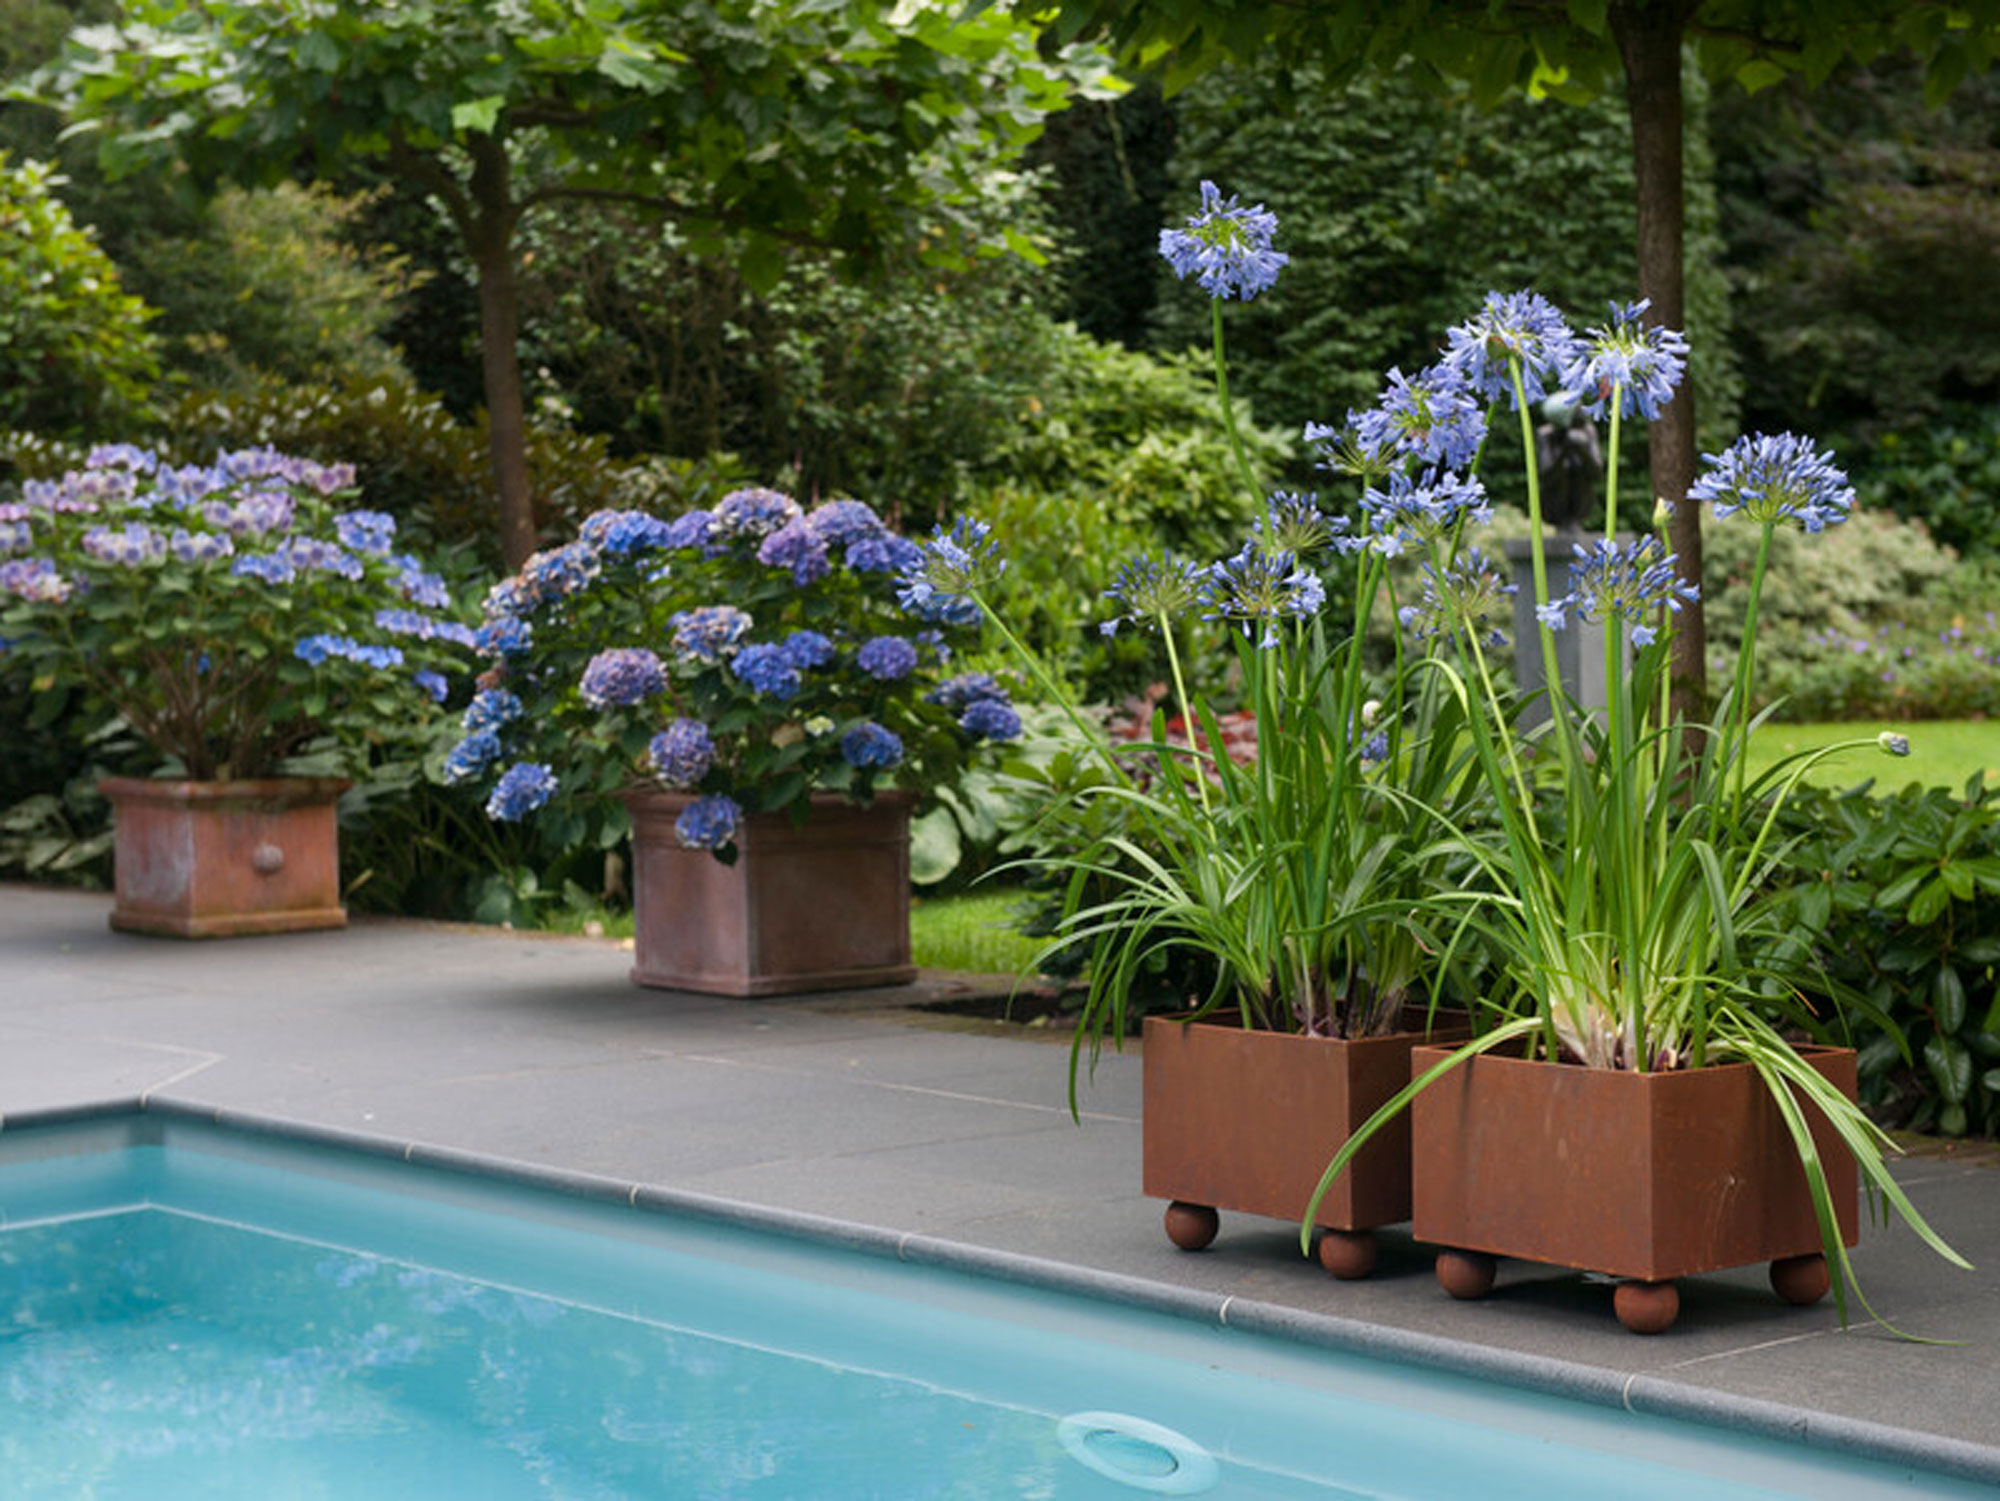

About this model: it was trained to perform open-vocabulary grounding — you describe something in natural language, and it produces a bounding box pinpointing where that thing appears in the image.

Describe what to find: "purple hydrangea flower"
[279,536,363,581]
[486,762,558,822]
[396,561,450,610]
[663,509,717,550]
[928,672,1010,712]
[805,500,886,546]
[0,519,32,555]
[168,528,234,564]
[730,642,802,700]
[780,630,837,670]
[846,532,922,574]
[231,552,296,585]
[856,635,919,681]
[1158,180,1289,301]
[840,721,904,769]
[960,698,1022,742]
[648,718,715,787]
[713,487,802,541]
[579,647,668,709]
[335,509,397,555]
[1689,433,1855,534]
[757,518,831,585]
[82,522,167,567]
[670,605,753,665]
[0,557,71,602]
[675,793,742,850]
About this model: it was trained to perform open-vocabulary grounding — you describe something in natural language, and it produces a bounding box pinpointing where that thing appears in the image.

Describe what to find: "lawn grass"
[909,885,1047,976]
[1747,719,1999,793]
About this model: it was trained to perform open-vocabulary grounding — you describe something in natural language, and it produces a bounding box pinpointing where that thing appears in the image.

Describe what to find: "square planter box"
[1142,1011,1467,1278]
[100,776,349,939]
[1409,1043,1860,1330]
[622,789,916,997]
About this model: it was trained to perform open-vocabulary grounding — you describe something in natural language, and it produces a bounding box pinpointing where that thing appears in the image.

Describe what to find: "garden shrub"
[1701,503,1999,720]
[0,153,158,438]
[1770,779,2000,1138]
[1854,403,2000,561]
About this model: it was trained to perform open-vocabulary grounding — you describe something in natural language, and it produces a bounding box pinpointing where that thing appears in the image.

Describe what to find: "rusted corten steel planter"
[1409,1043,1861,1333]
[621,789,916,997]
[100,777,349,939]
[1142,1011,1468,1279]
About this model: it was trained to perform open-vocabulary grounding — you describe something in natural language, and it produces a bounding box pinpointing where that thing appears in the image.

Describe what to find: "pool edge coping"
[11,1094,1998,1489]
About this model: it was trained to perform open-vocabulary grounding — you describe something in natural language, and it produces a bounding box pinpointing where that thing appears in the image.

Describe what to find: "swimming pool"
[0,1106,1987,1498]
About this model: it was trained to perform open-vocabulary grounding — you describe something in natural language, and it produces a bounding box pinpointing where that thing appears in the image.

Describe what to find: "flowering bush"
[0,446,469,780]
[445,488,1022,853]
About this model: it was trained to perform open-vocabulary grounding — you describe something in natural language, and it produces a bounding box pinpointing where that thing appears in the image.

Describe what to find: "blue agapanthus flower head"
[1348,364,1489,473]
[648,717,715,787]
[1158,180,1289,301]
[1539,536,1698,647]
[1561,299,1689,422]
[1439,290,1584,408]
[1398,549,1517,648]
[486,762,558,822]
[579,647,667,709]
[840,721,904,770]
[1359,471,1491,554]
[897,517,1001,626]
[675,792,742,851]
[1689,432,1855,534]
[1101,551,1206,637]
[1200,541,1326,648]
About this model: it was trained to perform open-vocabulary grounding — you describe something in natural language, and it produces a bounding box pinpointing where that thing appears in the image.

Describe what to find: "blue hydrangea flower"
[463,688,523,732]
[780,630,837,670]
[670,605,753,665]
[294,633,353,666]
[648,718,716,787]
[335,509,397,555]
[475,616,533,658]
[960,698,1022,742]
[81,522,167,567]
[846,531,923,574]
[856,635,919,681]
[840,721,905,769]
[519,542,600,608]
[431,621,478,649]
[580,647,668,709]
[486,762,558,822]
[928,672,1010,712]
[395,559,450,609]
[1346,364,1489,472]
[1561,299,1689,422]
[713,487,803,541]
[579,508,676,556]
[0,518,31,555]
[1689,433,1855,534]
[230,551,295,585]
[805,500,886,546]
[413,669,449,704]
[346,642,404,670]
[1201,542,1327,647]
[730,642,802,699]
[374,608,436,639]
[280,536,364,581]
[1158,180,1289,301]
[443,729,503,784]
[1439,290,1584,407]
[756,518,830,585]
[675,793,742,851]
[663,509,717,551]
[168,528,234,564]
[1101,552,1206,637]
[0,556,71,602]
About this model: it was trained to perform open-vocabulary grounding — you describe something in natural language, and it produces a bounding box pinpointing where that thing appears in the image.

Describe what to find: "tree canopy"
[28,0,1115,564]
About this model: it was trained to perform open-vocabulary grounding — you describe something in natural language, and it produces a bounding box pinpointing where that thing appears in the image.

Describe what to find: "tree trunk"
[1613,1,1704,720]
[466,137,539,572]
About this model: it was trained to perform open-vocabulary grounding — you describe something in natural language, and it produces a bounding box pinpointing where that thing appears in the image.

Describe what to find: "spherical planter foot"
[1163,1202,1219,1252]
[1435,1249,1497,1300]
[1770,1252,1831,1307]
[1614,1279,1681,1334]
[1315,1228,1378,1281]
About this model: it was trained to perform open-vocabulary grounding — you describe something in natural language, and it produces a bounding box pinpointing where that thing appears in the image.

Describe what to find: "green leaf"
[908,805,963,886]
[1925,1035,1973,1104]
[450,95,505,134]
[1908,876,1952,927]
[1934,965,1968,1034]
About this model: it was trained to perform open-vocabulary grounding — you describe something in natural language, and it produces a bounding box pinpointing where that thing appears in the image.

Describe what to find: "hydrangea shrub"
[0,446,470,780]
[447,488,1020,854]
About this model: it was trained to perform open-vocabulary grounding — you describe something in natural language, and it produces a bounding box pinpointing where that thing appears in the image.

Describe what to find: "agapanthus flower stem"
[1211,300,1260,503]
[1729,520,1780,824]
[1156,609,1210,815]
[1511,361,1568,735]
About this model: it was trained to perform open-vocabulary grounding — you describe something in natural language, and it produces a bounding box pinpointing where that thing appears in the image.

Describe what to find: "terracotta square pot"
[621,789,916,997]
[100,777,349,939]
[1142,1011,1468,1276]
[1410,1043,1861,1284]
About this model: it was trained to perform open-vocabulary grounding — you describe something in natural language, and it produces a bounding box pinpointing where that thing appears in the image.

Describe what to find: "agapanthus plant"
[445,489,1021,854]
[1306,292,1965,1323]
[909,185,1487,1094]
[0,445,469,780]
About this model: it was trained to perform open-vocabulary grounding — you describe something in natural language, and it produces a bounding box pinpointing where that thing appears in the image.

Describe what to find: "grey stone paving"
[5,880,1999,1481]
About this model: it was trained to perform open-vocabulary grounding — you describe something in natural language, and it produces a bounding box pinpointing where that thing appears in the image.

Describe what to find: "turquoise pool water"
[0,1116,1982,1499]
